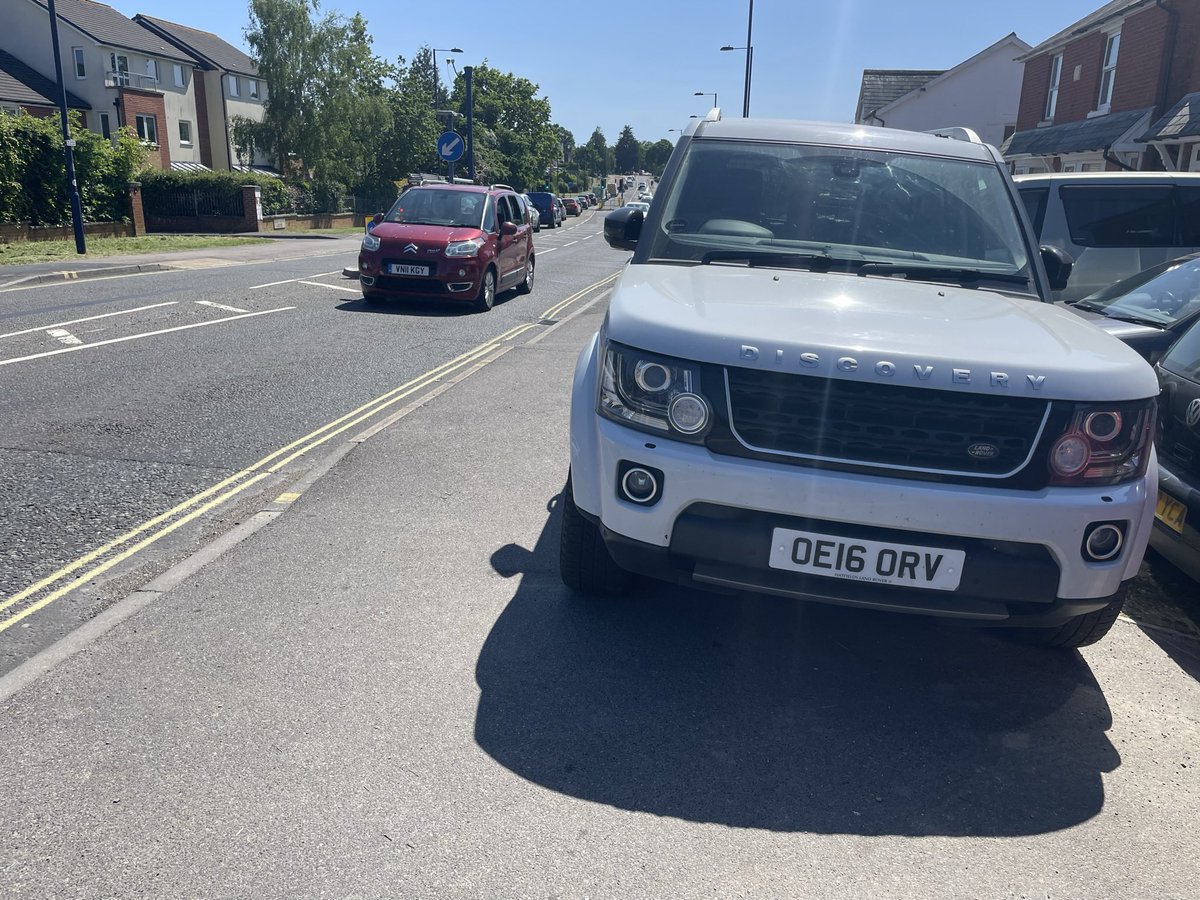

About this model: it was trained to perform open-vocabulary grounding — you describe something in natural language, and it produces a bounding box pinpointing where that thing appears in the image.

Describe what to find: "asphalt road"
[0,296,1196,898]
[0,210,622,673]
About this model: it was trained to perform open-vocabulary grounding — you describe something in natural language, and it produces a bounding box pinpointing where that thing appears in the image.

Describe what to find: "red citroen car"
[358,184,535,312]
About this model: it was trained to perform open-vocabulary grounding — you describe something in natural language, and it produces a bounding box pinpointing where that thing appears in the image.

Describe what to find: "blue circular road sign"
[437,131,465,163]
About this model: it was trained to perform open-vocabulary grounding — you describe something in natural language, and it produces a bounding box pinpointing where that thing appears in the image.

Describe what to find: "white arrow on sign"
[441,136,462,155]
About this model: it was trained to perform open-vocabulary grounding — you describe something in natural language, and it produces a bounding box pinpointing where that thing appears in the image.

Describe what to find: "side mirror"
[604,207,643,250]
[501,221,519,236]
[1040,245,1074,293]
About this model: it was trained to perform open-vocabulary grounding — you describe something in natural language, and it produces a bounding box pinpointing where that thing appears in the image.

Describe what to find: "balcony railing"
[105,70,161,90]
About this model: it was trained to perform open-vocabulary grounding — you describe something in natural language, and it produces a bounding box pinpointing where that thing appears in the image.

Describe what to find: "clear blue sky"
[106,0,1102,144]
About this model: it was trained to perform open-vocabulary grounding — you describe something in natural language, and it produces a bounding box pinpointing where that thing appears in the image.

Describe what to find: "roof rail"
[489,183,515,191]
[925,126,983,144]
[703,107,722,123]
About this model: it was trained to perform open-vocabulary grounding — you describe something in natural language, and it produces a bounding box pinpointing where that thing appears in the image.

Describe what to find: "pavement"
[1,285,1198,897]
[0,234,364,289]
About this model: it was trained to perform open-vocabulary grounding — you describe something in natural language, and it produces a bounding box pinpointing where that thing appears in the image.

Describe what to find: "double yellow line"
[0,270,620,635]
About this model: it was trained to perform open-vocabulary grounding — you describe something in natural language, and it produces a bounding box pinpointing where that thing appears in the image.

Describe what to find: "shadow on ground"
[1127,549,1200,680]
[476,492,1120,836]
[335,292,520,317]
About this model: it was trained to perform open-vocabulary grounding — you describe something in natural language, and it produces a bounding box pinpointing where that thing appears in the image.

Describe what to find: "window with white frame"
[72,47,85,79]
[1097,30,1120,110]
[248,79,259,99]
[179,120,192,145]
[145,58,158,83]
[1044,53,1062,120]
[227,74,238,97]
[135,113,157,145]
[173,64,185,88]
[109,52,129,86]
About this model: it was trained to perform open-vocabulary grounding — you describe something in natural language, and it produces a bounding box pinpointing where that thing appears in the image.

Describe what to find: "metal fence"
[145,187,245,218]
[271,191,397,217]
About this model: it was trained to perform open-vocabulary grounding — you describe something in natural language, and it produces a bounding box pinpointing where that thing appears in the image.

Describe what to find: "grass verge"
[0,234,269,266]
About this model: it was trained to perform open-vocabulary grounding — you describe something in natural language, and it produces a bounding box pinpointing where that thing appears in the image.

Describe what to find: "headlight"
[1047,400,1155,485]
[599,341,712,441]
[446,239,483,257]
[361,233,380,252]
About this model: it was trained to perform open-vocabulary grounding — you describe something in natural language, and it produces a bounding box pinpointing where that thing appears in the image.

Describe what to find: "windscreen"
[642,139,1031,284]
[386,188,485,228]
[1080,256,1200,326]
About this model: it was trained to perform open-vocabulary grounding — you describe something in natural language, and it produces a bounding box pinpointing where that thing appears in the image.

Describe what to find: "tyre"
[517,256,535,295]
[473,268,496,312]
[1008,587,1127,649]
[559,472,630,596]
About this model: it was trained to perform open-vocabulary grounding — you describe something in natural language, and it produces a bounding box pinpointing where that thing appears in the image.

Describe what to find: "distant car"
[576,195,591,210]
[625,202,650,216]
[527,191,563,228]
[562,197,582,216]
[553,196,566,223]
[637,181,647,191]
[586,191,597,205]
[638,192,653,202]
[1069,252,1200,363]
[520,193,541,232]
[358,183,534,312]
[1151,314,1200,583]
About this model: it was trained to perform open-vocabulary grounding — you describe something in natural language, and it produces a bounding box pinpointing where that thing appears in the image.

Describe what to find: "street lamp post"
[693,91,717,111]
[720,0,755,118]
[431,46,463,113]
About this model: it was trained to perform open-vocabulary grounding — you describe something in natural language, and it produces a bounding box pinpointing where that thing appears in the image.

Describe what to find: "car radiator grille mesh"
[724,368,1049,476]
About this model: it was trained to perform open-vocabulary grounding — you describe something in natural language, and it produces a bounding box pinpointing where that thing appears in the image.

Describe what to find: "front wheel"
[1008,587,1128,649]
[473,269,496,312]
[558,472,629,596]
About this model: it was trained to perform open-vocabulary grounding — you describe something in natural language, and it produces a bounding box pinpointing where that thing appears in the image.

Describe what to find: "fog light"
[622,468,658,503]
[1083,523,1124,562]
[1050,433,1090,477]
[668,393,709,434]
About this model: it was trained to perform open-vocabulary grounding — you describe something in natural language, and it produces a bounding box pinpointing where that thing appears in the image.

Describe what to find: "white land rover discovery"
[560,114,1160,649]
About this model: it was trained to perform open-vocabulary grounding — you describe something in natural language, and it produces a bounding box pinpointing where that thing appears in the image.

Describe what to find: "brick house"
[0,0,205,169]
[0,48,89,120]
[1003,0,1200,173]
[133,15,273,172]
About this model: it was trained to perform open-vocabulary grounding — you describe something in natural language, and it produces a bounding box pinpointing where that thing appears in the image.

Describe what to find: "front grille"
[724,368,1049,476]
[374,275,448,294]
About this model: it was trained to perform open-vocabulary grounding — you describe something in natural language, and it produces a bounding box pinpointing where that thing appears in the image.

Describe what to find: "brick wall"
[1056,31,1107,122]
[1167,0,1200,102]
[1016,55,1053,129]
[119,87,170,169]
[194,70,213,168]
[1112,4,1169,112]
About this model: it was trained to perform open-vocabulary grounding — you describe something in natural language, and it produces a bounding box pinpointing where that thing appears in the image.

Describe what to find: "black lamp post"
[431,46,463,112]
[693,91,717,111]
[46,0,86,254]
[720,0,754,118]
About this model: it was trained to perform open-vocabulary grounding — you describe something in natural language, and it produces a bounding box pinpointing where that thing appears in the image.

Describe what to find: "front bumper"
[569,335,1156,621]
[358,253,482,298]
[1150,456,1200,582]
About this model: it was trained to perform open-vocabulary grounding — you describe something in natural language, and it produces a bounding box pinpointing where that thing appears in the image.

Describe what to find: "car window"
[1161,314,1200,381]
[644,139,1030,281]
[1061,186,1174,247]
[388,188,484,228]
[497,195,514,225]
[1080,256,1200,326]
[482,196,497,232]
[1018,187,1049,236]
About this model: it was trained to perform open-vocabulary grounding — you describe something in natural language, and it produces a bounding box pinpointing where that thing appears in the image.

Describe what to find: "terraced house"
[1004,0,1200,173]
[1,0,203,169]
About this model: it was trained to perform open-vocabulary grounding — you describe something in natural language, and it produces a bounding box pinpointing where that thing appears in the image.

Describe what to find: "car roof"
[690,117,997,163]
[406,183,501,195]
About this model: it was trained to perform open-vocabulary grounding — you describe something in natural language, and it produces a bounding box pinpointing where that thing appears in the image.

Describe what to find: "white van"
[1014,172,1200,303]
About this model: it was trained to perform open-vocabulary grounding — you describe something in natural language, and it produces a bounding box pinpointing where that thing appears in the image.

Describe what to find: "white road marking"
[540,247,558,253]
[0,301,179,341]
[0,307,295,368]
[195,300,248,313]
[46,328,82,346]
[250,270,343,290]
[564,241,578,246]
[299,281,353,292]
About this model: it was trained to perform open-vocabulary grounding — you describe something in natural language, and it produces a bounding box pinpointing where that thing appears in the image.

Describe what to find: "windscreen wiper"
[856,262,1030,286]
[700,249,841,271]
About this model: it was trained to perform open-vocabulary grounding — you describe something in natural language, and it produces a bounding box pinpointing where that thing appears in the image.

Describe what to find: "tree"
[243,0,394,187]
[644,138,674,175]
[573,127,610,177]
[614,125,640,173]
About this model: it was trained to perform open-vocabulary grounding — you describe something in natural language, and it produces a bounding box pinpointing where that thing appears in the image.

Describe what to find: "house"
[0,47,90,119]
[1004,0,1200,173]
[133,14,272,172]
[0,0,204,169]
[854,34,1031,149]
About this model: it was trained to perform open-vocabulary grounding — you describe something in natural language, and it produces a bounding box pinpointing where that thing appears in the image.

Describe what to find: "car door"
[496,195,525,288]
